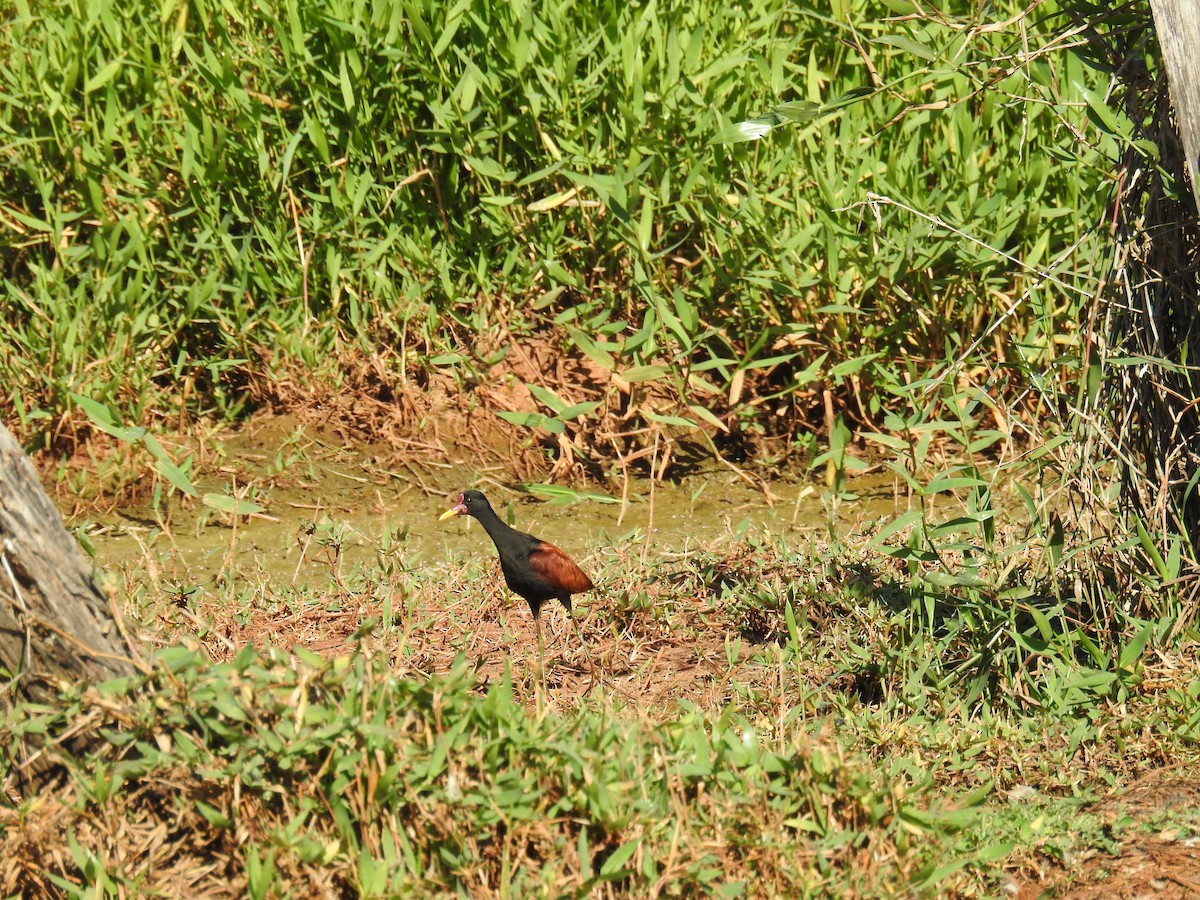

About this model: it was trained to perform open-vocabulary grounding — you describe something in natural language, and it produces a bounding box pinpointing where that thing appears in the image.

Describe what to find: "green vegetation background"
[2,0,1106,442]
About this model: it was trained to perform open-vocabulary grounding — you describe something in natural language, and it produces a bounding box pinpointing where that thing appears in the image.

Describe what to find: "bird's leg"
[568,608,597,694]
[534,611,547,702]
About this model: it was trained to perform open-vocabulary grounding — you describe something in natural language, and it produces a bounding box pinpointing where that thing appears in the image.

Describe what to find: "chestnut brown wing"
[528,541,594,594]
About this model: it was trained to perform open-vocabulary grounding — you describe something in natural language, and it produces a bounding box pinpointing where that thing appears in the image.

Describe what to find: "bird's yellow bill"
[440,493,467,521]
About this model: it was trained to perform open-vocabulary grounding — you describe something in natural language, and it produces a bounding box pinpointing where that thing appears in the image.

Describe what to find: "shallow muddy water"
[82,433,923,583]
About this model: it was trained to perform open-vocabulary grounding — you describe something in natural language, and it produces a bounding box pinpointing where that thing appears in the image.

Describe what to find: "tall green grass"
[1,0,1108,441]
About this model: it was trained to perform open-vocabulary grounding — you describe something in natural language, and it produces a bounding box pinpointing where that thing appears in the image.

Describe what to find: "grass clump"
[2,649,935,896]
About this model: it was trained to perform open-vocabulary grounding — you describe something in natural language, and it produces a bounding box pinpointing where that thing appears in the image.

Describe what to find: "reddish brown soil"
[1009,766,1200,899]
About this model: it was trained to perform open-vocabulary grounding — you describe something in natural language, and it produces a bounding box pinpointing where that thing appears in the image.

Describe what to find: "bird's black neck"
[471,501,519,547]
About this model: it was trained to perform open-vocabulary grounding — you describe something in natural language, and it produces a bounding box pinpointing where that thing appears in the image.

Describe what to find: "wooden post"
[0,421,140,784]
[1150,0,1200,215]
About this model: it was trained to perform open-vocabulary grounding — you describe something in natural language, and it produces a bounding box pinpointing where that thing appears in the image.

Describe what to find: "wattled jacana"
[439,490,594,684]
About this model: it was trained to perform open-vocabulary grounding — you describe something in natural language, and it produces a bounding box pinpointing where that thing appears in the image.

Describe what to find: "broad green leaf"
[202,493,265,516]
[710,118,776,145]
[772,100,821,123]
[496,410,565,434]
[154,457,199,497]
[830,353,881,377]
[923,570,986,588]
[925,475,986,494]
[85,56,124,93]
[196,800,231,828]
[860,431,909,451]
[71,393,122,437]
[621,365,670,383]
[1027,605,1054,644]
[526,383,567,414]
[599,839,639,877]
[558,401,600,421]
[305,113,330,163]
[687,403,729,432]
[867,509,924,549]
[873,34,938,61]
[1117,621,1154,671]
[523,484,621,505]
[528,188,581,212]
[826,86,875,108]
[565,327,616,370]
[464,155,515,181]
[1134,517,1169,580]
[1079,85,1129,138]
[638,195,654,252]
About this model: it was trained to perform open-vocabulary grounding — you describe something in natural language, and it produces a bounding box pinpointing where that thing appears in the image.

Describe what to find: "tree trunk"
[0,421,140,785]
[1150,0,1200,214]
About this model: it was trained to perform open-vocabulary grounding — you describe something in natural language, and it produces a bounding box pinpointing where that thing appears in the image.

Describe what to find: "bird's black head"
[439,489,492,521]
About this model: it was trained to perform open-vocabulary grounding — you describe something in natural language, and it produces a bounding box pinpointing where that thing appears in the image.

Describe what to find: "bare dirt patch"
[143,549,763,717]
[1011,766,1200,899]
[244,336,618,484]
[238,334,796,488]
